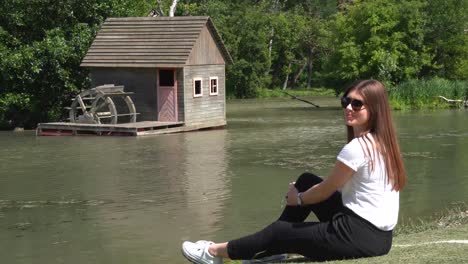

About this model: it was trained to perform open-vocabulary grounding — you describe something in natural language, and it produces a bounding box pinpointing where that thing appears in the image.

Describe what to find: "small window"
[193,78,203,97]
[159,69,174,86]
[209,77,218,96]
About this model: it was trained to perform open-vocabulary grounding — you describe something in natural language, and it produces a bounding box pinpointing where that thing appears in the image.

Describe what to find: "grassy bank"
[256,88,336,98]
[248,79,468,111]
[388,79,468,110]
[225,203,468,264]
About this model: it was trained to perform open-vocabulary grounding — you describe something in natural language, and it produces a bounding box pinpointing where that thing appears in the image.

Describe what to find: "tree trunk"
[282,62,292,90]
[169,0,179,17]
[265,30,274,76]
[307,47,314,89]
[292,61,307,88]
[264,0,279,76]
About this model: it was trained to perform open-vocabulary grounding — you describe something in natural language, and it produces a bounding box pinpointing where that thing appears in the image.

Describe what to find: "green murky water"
[1,97,467,263]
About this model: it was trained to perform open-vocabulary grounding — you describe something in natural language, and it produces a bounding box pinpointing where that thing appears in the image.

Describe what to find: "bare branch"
[169,0,179,17]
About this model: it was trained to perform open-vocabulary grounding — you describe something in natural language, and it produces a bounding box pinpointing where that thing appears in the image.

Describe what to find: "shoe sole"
[181,247,197,263]
[181,245,207,264]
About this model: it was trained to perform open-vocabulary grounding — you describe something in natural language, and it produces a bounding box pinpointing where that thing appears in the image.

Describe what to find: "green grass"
[225,203,468,264]
[245,79,468,111]
[388,78,468,110]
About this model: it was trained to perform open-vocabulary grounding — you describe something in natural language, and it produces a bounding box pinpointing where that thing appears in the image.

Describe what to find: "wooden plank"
[95,35,198,40]
[106,17,208,22]
[87,47,191,52]
[102,21,205,28]
[99,28,202,33]
[91,41,195,46]
[95,92,135,96]
[84,55,190,60]
[84,53,190,59]
[81,62,185,68]
[136,120,225,136]
[92,40,196,45]
[86,51,191,56]
[92,40,195,45]
[187,26,225,65]
[83,57,187,62]
[100,26,201,31]
[88,44,194,49]
[103,22,205,27]
[103,21,205,25]
[96,32,199,37]
[38,121,184,129]
[182,64,226,125]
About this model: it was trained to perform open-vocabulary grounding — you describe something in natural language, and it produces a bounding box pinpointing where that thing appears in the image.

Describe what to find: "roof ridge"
[106,16,210,21]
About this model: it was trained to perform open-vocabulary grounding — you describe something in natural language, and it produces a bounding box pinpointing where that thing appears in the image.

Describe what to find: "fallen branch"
[282,91,320,108]
[438,96,468,107]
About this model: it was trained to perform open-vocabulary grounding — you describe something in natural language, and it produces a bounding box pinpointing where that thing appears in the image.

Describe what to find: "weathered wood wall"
[186,26,225,65]
[176,68,185,122]
[90,68,158,121]
[183,65,226,125]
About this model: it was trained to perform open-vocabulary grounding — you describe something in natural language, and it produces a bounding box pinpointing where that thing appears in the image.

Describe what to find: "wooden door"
[157,69,178,122]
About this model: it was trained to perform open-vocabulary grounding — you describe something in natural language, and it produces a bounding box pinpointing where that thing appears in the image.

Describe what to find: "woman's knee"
[295,172,323,192]
[264,221,293,243]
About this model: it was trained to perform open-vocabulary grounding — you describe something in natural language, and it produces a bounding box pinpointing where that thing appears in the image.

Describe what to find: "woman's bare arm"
[286,161,354,206]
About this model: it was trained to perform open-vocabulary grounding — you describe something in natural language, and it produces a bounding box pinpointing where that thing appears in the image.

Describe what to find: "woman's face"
[343,90,370,135]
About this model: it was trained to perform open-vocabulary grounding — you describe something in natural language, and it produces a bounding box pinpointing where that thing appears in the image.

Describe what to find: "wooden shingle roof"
[81,16,233,68]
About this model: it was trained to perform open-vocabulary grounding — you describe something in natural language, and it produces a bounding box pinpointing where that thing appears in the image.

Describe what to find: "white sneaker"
[195,240,213,245]
[241,254,288,263]
[182,241,223,264]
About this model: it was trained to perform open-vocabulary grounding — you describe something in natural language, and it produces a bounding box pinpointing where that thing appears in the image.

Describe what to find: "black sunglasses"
[341,96,365,111]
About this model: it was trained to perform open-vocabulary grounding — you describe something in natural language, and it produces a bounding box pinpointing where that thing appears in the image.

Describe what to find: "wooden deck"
[36,120,226,136]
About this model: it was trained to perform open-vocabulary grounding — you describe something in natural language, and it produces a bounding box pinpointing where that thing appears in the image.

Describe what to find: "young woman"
[182,80,406,264]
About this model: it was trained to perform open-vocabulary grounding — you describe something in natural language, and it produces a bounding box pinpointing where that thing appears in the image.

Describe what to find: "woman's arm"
[286,160,354,206]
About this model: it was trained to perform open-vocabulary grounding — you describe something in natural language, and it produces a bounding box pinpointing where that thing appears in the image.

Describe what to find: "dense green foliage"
[0,0,467,128]
[0,0,154,129]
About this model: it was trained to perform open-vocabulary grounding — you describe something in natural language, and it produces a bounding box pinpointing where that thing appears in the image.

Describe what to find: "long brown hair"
[343,80,406,191]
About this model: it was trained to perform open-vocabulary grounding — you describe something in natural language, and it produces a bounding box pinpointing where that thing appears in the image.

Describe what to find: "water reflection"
[0,129,229,264]
[180,130,230,237]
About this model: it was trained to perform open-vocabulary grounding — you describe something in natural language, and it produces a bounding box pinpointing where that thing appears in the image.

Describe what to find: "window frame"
[209,77,219,96]
[193,77,203,98]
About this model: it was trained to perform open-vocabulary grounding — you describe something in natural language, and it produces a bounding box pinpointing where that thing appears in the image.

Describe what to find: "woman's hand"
[285,182,299,206]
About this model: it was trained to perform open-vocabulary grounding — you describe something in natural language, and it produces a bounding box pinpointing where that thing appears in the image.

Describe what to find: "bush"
[0,93,32,129]
[388,78,468,110]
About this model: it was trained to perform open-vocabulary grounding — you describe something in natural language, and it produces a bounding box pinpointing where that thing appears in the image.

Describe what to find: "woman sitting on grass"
[182,79,407,264]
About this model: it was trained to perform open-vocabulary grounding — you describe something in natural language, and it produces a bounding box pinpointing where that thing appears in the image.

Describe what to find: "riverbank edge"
[225,203,468,264]
[241,81,468,111]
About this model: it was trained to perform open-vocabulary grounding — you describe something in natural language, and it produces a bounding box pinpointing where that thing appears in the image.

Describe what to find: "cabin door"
[157,69,178,122]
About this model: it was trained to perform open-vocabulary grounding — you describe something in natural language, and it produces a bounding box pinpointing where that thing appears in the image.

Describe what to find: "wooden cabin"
[37,16,232,136]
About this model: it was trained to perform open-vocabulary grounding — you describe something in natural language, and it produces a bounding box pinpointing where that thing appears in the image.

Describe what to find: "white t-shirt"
[337,134,399,231]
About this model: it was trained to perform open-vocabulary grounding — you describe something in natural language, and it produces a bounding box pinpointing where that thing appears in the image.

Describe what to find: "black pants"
[227,172,393,261]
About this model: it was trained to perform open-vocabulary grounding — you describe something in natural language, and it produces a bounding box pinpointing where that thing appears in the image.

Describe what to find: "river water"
[1,97,467,263]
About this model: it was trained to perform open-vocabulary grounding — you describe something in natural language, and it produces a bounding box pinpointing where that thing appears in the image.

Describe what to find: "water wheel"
[69,84,138,124]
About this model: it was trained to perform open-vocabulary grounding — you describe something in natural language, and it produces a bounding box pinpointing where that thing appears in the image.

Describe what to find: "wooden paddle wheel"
[68,84,138,124]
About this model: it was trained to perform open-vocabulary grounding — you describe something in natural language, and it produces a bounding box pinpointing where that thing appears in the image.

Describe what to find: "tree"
[322,0,432,92]
[0,0,151,129]
[423,0,468,79]
[169,0,180,17]
[179,1,272,97]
